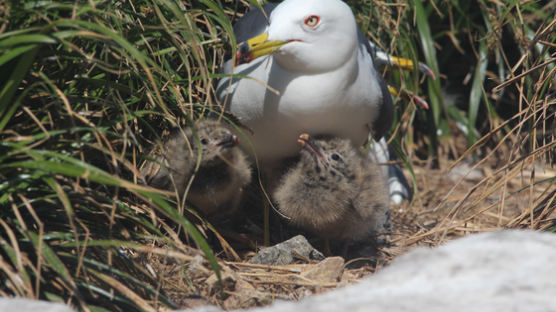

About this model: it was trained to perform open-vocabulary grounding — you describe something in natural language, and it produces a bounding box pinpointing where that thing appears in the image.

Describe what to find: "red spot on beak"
[413,95,430,110]
[235,42,254,66]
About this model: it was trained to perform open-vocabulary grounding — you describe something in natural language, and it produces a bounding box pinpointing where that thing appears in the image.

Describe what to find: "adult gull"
[216,0,394,162]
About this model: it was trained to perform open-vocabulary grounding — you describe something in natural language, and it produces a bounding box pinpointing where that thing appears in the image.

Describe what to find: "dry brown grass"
[1,1,553,310]
[138,126,554,310]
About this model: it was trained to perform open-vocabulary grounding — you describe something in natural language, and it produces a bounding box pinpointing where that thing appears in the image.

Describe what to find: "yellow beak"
[235,32,288,66]
[389,56,436,79]
[389,56,414,70]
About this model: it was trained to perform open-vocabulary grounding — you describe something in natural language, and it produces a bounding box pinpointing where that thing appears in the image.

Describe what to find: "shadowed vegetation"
[0,0,554,310]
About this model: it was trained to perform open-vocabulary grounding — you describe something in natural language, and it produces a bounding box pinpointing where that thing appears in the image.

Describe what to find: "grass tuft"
[0,0,554,310]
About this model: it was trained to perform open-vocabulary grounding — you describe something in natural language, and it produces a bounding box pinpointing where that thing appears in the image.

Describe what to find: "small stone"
[248,235,325,265]
[301,257,344,283]
[448,161,483,182]
[221,295,240,310]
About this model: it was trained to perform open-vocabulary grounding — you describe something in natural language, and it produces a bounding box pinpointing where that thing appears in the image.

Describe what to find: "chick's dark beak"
[217,134,238,148]
[297,133,328,165]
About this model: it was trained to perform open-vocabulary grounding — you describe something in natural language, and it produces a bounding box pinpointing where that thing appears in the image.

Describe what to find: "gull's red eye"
[304,15,320,27]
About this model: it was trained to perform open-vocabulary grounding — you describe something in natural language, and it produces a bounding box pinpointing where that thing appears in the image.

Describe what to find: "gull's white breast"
[217,45,381,161]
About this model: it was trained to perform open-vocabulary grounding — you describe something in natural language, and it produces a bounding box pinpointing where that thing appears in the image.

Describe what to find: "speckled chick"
[140,120,251,217]
[273,134,390,241]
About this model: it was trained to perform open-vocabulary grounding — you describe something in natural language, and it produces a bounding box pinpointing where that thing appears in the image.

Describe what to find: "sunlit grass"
[0,0,554,310]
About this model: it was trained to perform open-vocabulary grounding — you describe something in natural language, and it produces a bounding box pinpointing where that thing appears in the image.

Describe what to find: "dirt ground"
[140,144,555,311]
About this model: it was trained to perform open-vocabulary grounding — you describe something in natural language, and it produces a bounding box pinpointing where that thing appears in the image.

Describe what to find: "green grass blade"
[0,46,39,119]
[468,39,488,145]
[412,0,443,127]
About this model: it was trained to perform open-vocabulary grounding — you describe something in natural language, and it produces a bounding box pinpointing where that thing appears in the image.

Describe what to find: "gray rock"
[0,298,74,312]
[248,235,325,265]
[185,230,556,312]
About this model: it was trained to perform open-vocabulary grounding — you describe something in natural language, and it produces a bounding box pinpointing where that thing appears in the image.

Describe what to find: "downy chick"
[273,134,390,242]
[140,120,251,218]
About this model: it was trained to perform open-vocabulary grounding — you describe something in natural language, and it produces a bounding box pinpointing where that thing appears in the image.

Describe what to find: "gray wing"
[218,4,278,76]
[233,3,279,43]
[216,4,278,104]
[374,71,394,139]
[358,30,394,140]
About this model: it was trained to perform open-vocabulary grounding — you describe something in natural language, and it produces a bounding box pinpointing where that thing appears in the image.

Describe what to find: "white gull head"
[267,0,359,73]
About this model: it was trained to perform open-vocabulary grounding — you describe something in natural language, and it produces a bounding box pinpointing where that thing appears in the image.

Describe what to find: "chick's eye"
[200,138,208,145]
[304,15,320,27]
[331,153,341,161]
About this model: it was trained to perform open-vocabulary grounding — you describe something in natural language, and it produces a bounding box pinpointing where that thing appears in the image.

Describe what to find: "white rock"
[185,230,556,312]
[0,298,74,312]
